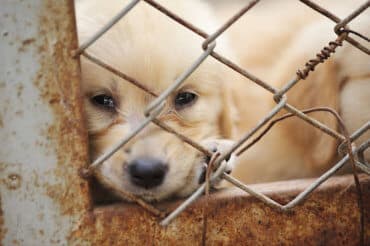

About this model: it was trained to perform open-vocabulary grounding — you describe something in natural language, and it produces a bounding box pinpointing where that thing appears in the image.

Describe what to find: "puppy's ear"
[218,80,237,139]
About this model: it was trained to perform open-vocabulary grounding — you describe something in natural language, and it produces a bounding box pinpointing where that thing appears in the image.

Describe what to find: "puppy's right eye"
[91,94,115,110]
[174,91,198,110]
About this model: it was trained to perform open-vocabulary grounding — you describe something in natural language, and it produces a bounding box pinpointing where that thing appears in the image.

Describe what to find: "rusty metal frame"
[1,0,369,245]
[0,0,90,245]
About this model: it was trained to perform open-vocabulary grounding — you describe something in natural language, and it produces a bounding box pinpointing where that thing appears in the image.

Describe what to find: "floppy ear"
[218,81,237,139]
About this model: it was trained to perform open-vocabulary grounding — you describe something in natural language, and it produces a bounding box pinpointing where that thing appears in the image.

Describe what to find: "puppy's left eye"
[174,91,197,110]
[91,94,115,110]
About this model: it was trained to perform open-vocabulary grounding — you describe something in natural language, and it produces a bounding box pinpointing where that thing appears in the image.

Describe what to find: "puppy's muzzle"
[128,157,168,189]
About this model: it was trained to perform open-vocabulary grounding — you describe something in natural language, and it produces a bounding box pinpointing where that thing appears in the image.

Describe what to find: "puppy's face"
[81,57,232,201]
[78,1,234,201]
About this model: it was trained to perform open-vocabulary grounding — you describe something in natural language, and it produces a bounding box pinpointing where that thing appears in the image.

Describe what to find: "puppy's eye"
[174,91,197,110]
[91,94,115,110]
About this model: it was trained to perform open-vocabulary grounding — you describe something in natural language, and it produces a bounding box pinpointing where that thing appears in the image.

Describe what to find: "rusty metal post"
[0,1,90,245]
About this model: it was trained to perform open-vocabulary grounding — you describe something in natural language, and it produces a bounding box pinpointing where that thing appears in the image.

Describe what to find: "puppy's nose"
[128,158,168,189]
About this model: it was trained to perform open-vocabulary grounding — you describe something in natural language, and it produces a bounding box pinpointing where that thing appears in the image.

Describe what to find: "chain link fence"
[74,0,369,243]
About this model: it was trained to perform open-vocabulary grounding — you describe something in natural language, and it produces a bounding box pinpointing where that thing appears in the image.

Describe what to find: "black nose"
[128,158,168,189]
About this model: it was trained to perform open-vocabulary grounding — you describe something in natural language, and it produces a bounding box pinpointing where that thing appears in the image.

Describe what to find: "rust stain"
[11,239,20,246]
[18,38,36,53]
[16,84,24,98]
[24,0,91,237]
[21,38,35,46]
[0,195,5,243]
[69,175,369,245]
[14,110,23,116]
[3,173,22,190]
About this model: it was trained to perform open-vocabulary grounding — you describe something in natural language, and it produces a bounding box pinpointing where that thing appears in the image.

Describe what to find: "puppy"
[76,0,236,202]
[76,0,370,201]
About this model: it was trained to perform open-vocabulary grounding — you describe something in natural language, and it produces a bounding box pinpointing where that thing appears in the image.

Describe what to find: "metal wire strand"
[160,161,228,226]
[144,42,216,116]
[88,101,165,172]
[300,0,370,54]
[296,36,345,80]
[73,0,141,57]
[224,140,369,211]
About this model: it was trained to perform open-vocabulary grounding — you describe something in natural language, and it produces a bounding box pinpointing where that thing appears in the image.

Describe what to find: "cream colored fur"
[76,0,370,201]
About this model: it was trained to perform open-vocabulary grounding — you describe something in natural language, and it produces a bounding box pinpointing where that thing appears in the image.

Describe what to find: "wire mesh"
[73,0,370,243]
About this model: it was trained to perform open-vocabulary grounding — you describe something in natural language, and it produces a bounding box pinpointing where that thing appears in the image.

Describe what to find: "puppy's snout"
[128,158,168,189]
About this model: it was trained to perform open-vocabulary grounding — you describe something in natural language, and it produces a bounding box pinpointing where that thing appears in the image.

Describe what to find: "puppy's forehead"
[78,2,209,92]
[105,36,203,94]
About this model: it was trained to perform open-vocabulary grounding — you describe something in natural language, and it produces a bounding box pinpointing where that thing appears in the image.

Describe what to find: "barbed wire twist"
[296,37,344,79]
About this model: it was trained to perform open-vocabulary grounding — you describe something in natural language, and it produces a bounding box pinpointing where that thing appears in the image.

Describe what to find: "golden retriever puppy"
[76,0,370,201]
[76,0,236,202]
